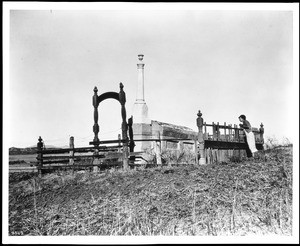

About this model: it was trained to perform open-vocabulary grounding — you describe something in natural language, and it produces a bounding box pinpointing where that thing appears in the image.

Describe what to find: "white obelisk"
[132,54,150,124]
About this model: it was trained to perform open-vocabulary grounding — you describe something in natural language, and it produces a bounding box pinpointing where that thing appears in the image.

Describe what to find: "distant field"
[9,153,94,164]
[9,154,37,164]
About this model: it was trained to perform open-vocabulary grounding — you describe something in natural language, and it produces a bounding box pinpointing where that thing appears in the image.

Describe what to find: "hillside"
[9,145,64,155]
[9,147,38,155]
[9,147,293,236]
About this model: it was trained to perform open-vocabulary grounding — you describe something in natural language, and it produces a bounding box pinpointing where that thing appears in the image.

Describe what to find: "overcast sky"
[5,4,298,148]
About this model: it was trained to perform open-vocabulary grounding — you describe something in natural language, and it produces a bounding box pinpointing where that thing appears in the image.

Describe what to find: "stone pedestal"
[132,101,150,124]
[132,123,152,152]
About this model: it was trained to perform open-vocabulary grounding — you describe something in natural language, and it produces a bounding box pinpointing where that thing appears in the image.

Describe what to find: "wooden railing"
[196,110,264,164]
[202,123,264,143]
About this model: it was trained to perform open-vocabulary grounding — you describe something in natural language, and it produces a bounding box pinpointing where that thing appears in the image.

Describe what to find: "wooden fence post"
[155,131,162,165]
[228,124,232,141]
[118,134,122,153]
[212,122,216,140]
[206,148,210,164]
[92,89,100,171]
[119,83,129,170]
[177,140,183,162]
[128,116,135,152]
[197,110,206,165]
[92,86,100,144]
[217,122,220,141]
[37,136,43,177]
[194,139,198,164]
[93,149,100,173]
[128,116,136,164]
[69,136,74,165]
[234,124,239,142]
[224,122,227,141]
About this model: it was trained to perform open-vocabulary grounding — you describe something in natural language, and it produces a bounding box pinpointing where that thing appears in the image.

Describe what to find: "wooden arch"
[97,91,119,104]
[90,83,128,146]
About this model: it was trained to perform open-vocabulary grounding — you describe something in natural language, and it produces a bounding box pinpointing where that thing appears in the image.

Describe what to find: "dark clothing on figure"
[244,135,253,157]
[239,120,252,133]
[239,119,253,157]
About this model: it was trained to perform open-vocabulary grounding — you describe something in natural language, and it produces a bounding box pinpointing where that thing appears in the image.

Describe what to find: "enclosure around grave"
[30,82,265,175]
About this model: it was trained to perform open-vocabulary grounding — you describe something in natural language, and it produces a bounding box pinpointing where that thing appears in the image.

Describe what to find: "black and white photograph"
[3,2,299,244]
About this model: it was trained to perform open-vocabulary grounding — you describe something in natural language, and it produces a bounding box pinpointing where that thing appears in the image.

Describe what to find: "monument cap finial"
[138,54,144,61]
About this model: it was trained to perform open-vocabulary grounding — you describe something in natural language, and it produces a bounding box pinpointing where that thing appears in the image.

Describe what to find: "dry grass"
[9,146,293,236]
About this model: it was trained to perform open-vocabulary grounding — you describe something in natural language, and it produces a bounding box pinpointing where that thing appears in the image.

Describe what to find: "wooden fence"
[36,135,145,177]
[35,110,264,176]
[196,110,264,164]
[35,136,197,176]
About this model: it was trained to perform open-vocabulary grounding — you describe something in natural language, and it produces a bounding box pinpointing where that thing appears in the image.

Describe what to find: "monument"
[132,54,152,151]
[132,54,197,153]
[132,54,150,124]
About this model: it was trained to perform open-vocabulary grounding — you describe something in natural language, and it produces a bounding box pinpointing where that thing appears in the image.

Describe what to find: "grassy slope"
[9,147,293,236]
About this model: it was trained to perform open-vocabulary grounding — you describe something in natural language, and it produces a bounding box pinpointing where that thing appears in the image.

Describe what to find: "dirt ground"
[8,146,293,236]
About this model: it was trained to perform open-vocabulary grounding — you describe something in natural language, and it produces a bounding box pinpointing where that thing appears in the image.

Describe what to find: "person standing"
[238,114,258,157]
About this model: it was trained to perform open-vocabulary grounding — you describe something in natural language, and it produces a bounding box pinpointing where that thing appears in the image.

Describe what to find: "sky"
[5,3,299,148]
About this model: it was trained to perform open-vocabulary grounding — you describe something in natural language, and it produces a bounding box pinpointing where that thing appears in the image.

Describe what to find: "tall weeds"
[9,146,293,236]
